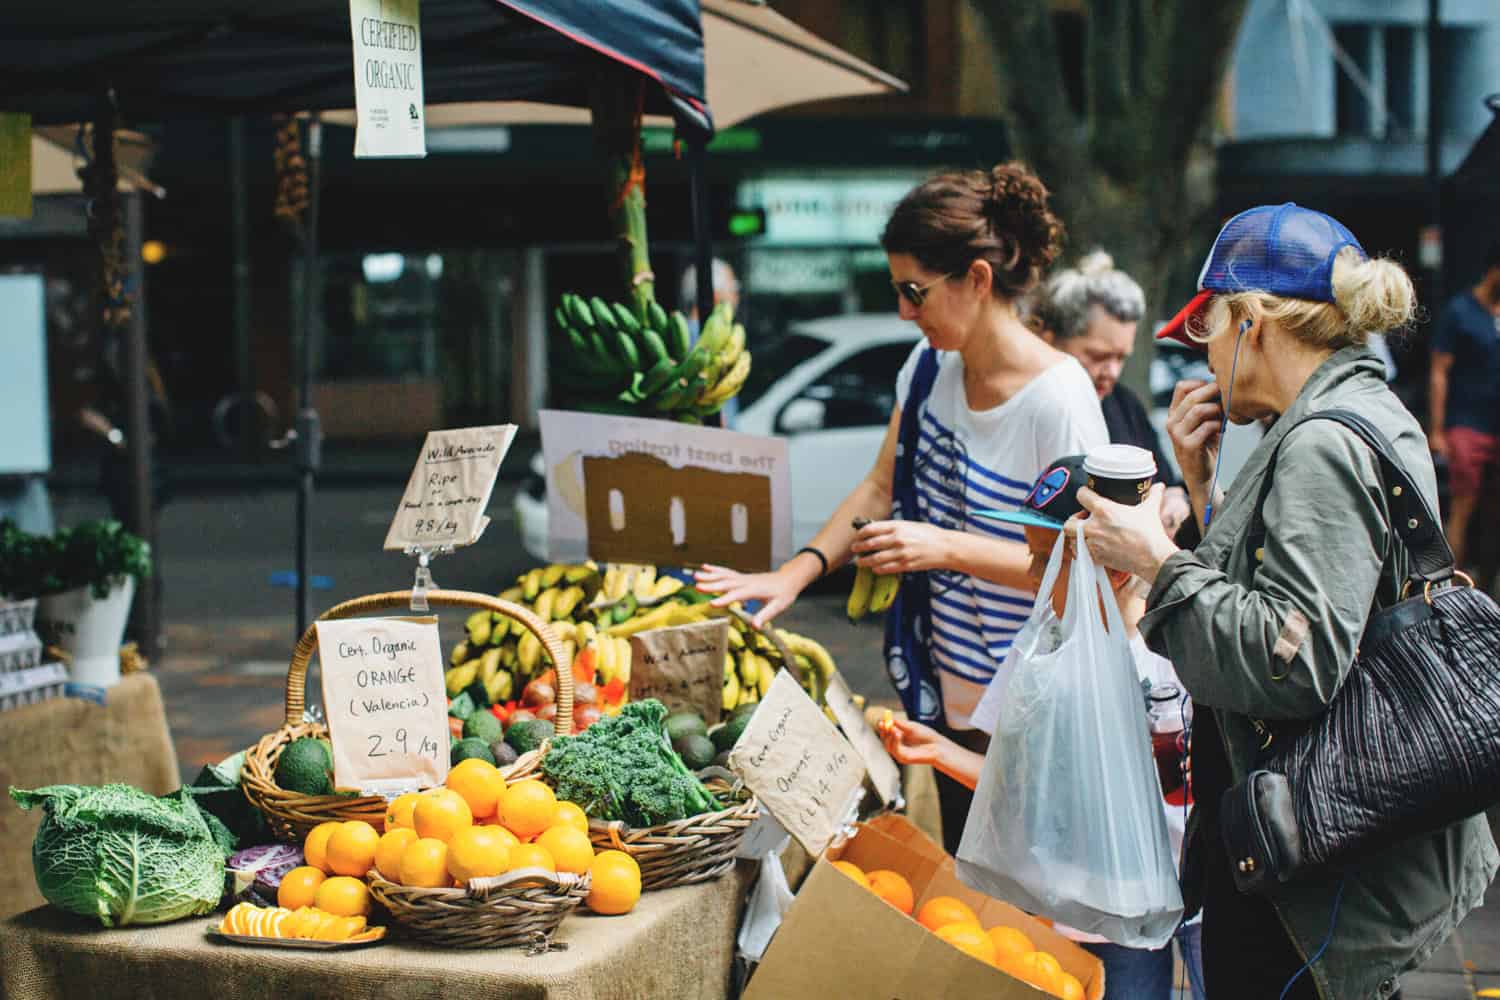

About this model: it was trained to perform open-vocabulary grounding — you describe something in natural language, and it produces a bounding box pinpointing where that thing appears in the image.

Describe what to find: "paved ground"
[47,476,1500,999]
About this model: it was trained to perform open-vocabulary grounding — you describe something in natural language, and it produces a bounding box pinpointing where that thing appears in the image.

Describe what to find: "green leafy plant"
[0,518,151,599]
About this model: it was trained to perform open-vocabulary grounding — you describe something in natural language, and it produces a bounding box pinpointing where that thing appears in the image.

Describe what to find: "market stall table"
[0,865,750,1000]
[0,672,179,921]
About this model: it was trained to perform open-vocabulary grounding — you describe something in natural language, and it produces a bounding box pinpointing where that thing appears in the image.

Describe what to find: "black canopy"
[0,0,711,133]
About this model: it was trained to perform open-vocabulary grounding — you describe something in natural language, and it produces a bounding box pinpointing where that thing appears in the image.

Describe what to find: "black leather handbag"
[1219,408,1500,895]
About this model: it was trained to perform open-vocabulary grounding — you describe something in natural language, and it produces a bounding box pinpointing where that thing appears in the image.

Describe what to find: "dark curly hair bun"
[881,161,1064,301]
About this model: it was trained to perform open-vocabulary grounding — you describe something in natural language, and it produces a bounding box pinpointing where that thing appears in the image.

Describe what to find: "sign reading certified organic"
[318,616,448,794]
[348,0,426,158]
[384,425,516,551]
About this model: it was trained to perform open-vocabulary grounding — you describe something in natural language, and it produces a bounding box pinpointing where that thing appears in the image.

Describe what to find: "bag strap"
[1245,408,1454,584]
[893,348,940,512]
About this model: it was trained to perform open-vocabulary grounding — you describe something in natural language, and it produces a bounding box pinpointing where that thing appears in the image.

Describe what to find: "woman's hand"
[880,717,950,768]
[1165,380,1223,493]
[693,563,809,629]
[1069,483,1180,585]
[851,520,955,575]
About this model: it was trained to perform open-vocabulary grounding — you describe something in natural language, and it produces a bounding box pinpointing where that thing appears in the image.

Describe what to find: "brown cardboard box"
[744,813,1104,1000]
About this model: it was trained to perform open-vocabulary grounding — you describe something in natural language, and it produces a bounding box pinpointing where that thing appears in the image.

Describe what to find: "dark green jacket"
[1141,346,1497,1000]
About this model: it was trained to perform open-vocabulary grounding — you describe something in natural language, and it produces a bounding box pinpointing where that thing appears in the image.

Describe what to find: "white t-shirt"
[894,345,1107,728]
[969,629,1197,942]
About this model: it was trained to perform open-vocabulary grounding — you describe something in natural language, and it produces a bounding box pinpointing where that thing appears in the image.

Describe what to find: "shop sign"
[348,0,426,158]
[735,176,922,247]
[746,249,849,295]
[318,615,448,795]
[384,424,516,552]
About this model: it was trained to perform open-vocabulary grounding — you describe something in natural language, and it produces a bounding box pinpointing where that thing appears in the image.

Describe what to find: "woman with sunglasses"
[697,162,1107,852]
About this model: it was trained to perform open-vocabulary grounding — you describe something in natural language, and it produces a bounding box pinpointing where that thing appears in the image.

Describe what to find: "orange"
[865,869,914,914]
[447,825,512,883]
[313,875,371,917]
[399,837,451,888]
[302,820,341,874]
[550,800,590,834]
[507,842,557,874]
[916,895,979,932]
[384,792,421,831]
[986,925,1035,963]
[997,950,1064,994]
[1055,972,1085,1000]
[935,921,996,966]
[831,860,870,889]
[413,788,473,842]
[325,820,381,877]
[536,825,595,875]
[499,780,557,839]
[445,758,506,819]
[374,827,419,882]
[586,849,641,915]
[276,866,326,910]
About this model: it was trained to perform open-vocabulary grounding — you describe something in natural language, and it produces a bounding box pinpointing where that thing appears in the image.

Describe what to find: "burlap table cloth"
[0,673,179,921]
[0,865,751,1000]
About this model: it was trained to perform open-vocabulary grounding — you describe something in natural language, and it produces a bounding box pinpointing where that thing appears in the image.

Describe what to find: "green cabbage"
[9,783,233,927]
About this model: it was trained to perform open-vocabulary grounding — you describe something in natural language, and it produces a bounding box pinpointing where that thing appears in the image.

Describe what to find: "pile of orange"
[829,860,1085,1000]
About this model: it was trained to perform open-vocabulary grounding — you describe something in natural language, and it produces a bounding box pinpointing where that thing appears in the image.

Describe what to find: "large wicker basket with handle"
[243,589,573,843]
[586,777,758,890]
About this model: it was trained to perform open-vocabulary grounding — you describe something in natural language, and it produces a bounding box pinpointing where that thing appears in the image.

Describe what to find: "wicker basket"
[587,780,759,890]
[368,867,590,950]
[242,589,573,843]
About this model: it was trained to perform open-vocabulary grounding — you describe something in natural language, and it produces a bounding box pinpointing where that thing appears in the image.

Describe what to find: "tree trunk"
[590,74,655,317]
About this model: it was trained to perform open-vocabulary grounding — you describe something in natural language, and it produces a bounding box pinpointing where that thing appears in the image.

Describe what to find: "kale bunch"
[541,699,720,827]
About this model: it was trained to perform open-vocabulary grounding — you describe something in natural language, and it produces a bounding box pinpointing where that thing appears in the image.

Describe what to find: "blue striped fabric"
[911,409,1037,685]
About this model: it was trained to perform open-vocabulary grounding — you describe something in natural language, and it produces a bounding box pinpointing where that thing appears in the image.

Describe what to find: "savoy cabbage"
[10,783,233,927]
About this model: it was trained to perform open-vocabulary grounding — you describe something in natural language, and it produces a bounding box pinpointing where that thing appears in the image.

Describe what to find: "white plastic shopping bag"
[956,525,1183,948]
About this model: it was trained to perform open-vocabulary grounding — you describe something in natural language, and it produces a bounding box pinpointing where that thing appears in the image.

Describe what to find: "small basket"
[242,589,573,843]
[368,867,590,950]
[587,780,759,890]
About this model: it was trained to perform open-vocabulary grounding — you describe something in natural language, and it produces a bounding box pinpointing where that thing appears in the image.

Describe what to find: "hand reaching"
[693,564,804,629]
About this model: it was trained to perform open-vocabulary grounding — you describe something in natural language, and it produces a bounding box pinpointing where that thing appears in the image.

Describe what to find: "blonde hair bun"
[1332,248,1416,336]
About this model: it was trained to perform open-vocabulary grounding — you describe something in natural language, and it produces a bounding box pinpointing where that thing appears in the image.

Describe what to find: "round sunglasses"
[892,272,954,308]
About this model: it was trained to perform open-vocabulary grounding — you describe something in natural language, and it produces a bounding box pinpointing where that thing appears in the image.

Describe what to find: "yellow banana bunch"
[517,629,542,676]
[722,668,740,711]
[553,584,585,620]
[465,610,492,646]
[445,661,478,697]
[630,565,658,601]
[533,587,558,622]
[520,568,544,602]
[540,563,566,589]
[870,573,900,614]
[847,565,875,624]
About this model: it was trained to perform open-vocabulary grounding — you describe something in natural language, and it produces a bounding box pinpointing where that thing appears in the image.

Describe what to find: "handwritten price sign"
[318,616,449,794]
[384,425,517,551]
[728,669,867,855]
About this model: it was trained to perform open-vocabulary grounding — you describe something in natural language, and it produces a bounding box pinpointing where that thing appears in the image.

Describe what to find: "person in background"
[882,453,1206,999]
[696,162,1107,854]
[1428,241,1500,586]
[1075,203,1495,999]
[680,257,742,425]
[1028,251,1192,537]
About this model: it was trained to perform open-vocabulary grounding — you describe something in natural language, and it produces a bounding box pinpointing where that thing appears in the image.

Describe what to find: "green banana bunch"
[554,292,710,418]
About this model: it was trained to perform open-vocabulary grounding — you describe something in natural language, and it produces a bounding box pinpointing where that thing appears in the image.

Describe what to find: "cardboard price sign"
[628,618,729,725]
[384,425,516,551]
[729,669,866,855]
[318,616,449,794]
[823,671,902,806]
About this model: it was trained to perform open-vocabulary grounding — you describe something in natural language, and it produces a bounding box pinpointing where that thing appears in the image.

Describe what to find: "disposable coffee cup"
[1083,444,1156,506]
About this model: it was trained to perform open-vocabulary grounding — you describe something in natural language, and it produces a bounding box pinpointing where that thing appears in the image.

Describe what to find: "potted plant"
[1,519,152,686]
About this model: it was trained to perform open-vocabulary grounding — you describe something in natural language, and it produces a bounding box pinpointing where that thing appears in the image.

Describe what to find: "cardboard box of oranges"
[744,814,1104,999]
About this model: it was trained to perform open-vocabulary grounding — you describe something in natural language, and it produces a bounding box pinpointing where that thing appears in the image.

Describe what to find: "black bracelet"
[794,546,829,578]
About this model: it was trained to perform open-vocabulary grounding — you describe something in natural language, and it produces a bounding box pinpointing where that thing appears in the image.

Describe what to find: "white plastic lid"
[1083,443,1156,480]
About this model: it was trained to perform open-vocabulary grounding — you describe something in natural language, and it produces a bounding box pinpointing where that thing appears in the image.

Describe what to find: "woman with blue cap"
[1072,204,1497,999]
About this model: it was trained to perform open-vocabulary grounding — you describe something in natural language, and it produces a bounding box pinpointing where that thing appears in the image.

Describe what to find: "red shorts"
[1447,426,1499,498]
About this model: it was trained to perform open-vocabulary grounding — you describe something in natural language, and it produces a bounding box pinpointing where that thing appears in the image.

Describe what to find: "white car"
[514,313,922,561]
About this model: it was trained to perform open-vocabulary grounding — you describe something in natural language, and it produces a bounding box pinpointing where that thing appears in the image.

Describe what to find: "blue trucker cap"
[975,455,1087,530]
[1157,203,1367,348]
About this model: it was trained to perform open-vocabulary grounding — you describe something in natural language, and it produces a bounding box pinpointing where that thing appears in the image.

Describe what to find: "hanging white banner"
[348,0,427,158]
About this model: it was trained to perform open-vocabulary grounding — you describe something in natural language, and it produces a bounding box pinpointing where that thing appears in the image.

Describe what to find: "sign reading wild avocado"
[729,670,867,855]
[318,616,449,794]
[384,424,517,552]
[629,618,730,725]
[348,0,426,158]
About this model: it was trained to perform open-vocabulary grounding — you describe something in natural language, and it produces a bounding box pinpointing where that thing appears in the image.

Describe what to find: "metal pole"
[229,117,255,459]
[1426,0,1444,306]
[294,116,323,640]
[688,133,714,328]
[123,190,159,656]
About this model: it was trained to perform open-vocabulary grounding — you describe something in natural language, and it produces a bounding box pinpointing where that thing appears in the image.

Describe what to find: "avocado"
[731,700,759,721]
[505,718,555,755]
[712,749,733,769]
[451,737,497,766]
[463,710,504,744]
[275,737,334,795]
[665,711,708,743]
[489,740,520,768]
[673,733,716,772]
[710,712,751,754]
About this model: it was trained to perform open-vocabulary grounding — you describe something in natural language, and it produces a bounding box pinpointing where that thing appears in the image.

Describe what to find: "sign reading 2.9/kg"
[318,616,449,794]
